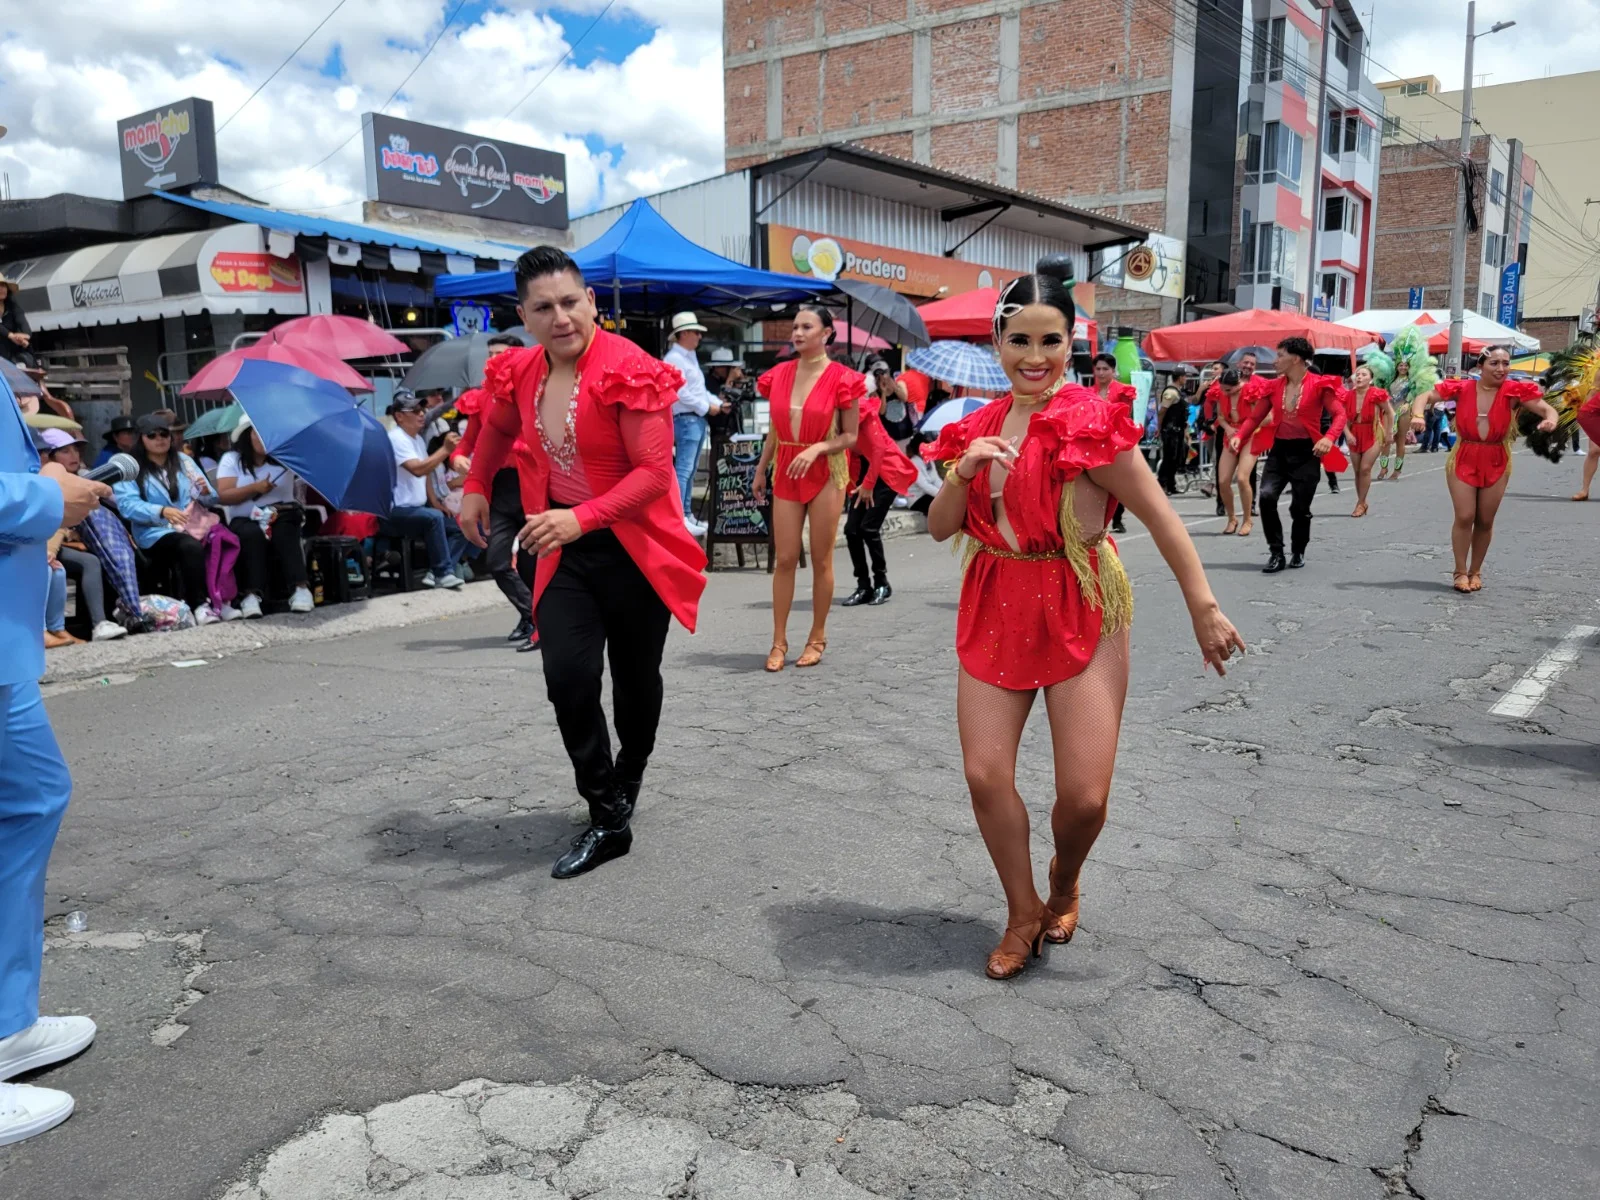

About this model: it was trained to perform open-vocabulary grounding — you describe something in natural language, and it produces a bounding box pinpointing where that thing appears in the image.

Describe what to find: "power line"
[256,0,470,196]
[495,0,618,132]
[217,0,350,133]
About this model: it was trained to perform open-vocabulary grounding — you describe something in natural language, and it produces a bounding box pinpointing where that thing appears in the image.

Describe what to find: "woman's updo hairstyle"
[797,303,837,345]
[992,254,1077,344]
[1220,368,1241,387]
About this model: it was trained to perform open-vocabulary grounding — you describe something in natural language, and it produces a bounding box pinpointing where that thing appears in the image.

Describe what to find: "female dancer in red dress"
[1205,368,1253,534]
[1340,363,1391,518]
[923,266,1245,980]
[1407,345,1558,592]
[752,306,863,669]
[1571,389,1600,501]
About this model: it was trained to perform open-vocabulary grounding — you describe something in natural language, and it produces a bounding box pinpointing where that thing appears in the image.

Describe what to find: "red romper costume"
[1338,386,1390,456]
[922,386,1143,690]
[465,329,707,630]
[758,360,867,503]
[853,392,919,495]
[1433,377,1543,489]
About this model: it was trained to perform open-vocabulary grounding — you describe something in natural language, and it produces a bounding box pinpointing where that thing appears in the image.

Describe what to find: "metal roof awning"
[749,145,1151,252]
[152,191,521,268]
[3,223,309,331]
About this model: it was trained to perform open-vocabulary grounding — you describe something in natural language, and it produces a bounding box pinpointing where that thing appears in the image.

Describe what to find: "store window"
[1252,17,1305,89]
[1479,292,1496,318]
[1381,115,1403,140]
[1490,168,1505,206]
[1318,271,1352,311]
[1325,109,1342,156]
[1247,121,1304,192]
[1484,232,1503,268]
[1402,80,1429,97]
[1357,120,1373,160]
[1333,26,1351,67]
[1243,222,1298,290]
[1323,194,1362,235]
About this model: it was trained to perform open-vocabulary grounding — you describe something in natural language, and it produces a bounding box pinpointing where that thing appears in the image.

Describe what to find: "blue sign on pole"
[1312,295,1331,319]
[1407,286,1424,309]
[449,301,492,338]
[1497,262,1522,328]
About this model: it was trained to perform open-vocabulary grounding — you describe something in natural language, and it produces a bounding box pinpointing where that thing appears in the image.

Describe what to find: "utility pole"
[1446,4,1516,376]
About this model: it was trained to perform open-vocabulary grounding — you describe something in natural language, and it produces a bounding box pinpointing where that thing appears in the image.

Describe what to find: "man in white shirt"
[384,391,464,588]
[663,312,720,536]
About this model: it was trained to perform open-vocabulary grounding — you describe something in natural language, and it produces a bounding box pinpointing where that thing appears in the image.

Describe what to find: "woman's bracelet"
[941,460,973,486]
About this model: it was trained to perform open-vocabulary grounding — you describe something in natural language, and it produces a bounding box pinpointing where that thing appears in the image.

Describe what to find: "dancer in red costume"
[1232,338,1346,573]
[1406,345,1558,593]
[1204,368,1258,535]
[1339,363,1390,519]
[1574,391,1600,501]
[840,381,919,607]
[752,306,862,670]
[922,262,1245,981]
[459,246,707,879]
[1090,353,1138,532]
[1226,354,1274,537]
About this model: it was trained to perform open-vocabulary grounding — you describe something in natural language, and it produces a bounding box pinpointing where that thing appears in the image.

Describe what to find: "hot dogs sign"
[363,114,569,229]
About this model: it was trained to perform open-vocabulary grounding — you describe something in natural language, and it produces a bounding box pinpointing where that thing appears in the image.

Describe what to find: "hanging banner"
[1497,262,1522,329]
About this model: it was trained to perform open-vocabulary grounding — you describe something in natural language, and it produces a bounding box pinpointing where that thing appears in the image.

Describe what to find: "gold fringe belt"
[778,433,849,490]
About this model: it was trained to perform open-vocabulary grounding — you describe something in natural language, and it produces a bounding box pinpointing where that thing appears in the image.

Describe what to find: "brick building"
[725,0,1385,334]
[1372,134,1535,326]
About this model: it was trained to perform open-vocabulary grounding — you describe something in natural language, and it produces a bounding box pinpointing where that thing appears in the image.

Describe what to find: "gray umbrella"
[834,279,931,349]
[0,357,42,396]
[401,329,534,393]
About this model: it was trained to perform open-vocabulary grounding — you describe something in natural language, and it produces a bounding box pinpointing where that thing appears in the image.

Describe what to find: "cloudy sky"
[0,0,1590,222]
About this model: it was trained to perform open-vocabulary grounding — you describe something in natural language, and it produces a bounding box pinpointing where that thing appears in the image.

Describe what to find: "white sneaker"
[435,572,465,590]
[219,603,242,622]
[0,1015,97,1081]
[0,1083,74,1147]
[194,603,221,626]
[420,571,438,588]
[239,594,263,620]
[91,620,126,642]
[288,586,314,613]
[685,516,708,536]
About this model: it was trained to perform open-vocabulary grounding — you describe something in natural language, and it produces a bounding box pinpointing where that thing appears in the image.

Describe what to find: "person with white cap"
[663,312,722,536]
[215,416,314,616]
[36,428,126,642]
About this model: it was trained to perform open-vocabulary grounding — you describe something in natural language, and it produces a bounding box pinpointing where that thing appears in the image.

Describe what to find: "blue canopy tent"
[434,199,829,313]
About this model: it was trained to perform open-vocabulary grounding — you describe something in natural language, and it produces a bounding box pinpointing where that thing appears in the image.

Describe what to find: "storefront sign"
[362,114,569,229]
[208,252,302,295]
[71,279,124,308]
[765,223,1022,298]
[115,97,218,199]
[1091,233,1185,300]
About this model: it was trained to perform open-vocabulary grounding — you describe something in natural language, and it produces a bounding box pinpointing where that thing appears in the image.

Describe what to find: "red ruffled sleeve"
[756,366,781,399]
[594,357,683,412]
[1370,388,1390,407]
[1504,379,1544,406]
[465,350,541,500]
[833,366,867,409]
[483,348,537,403]
[1035,390,1144,480]
[920,409,983,464]
[1434,378,1471,404]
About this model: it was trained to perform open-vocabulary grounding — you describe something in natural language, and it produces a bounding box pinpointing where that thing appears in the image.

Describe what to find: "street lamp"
[1446,6,1517,376]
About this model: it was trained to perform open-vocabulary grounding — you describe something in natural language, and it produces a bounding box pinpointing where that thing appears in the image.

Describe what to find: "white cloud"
[0,1,726,220]
[1368,0,1600,91]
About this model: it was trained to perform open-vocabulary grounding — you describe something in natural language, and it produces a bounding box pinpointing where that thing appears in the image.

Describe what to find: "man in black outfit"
[1231,337,1346,573]
[843,361,903,607]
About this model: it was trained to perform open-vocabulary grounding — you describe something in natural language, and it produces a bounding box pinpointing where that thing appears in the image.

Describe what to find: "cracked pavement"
[3,456,1598,1199]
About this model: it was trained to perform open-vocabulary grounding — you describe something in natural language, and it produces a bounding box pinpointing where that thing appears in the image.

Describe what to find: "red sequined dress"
[757,360,867,503]
[1434,378,1543,488]
[1338,386,1390,455]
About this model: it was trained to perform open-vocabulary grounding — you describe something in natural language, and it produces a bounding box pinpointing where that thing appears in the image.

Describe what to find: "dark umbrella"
[401,329,534,393]
[226,359,398,516]
[1223,345,1275,368]
[834,279,931,349]
[0,358,42,396]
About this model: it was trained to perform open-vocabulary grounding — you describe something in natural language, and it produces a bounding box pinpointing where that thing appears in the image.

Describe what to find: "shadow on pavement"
[367,804,579,885]
[1333,578,1455,592]
[679,650,773,674]
[766,900,997,978]
[1436,741,1600,780]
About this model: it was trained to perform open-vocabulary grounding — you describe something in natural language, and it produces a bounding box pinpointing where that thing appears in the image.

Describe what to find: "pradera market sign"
[765,223,1021,299]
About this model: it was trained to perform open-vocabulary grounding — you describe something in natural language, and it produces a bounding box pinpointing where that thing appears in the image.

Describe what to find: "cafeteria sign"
[765,224,1021,298]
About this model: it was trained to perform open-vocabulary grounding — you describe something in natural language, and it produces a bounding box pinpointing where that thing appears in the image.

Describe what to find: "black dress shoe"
[1328,481,1341,494]
[614,777,641,824]
[1216,500,1226,516]
[551,824,633,879]
[1111,520,1126,534]
[1263,554,1287,574]
[868,582,893,605]
[1289,552,1305,569]
[517,630,542,653]
[840,586,872,607]
[508,618,533,643]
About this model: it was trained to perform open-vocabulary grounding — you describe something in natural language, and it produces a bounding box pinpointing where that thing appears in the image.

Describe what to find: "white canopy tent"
[1332,308,1540,351]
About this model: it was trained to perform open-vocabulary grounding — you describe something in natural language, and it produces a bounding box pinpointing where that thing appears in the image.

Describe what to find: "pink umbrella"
[182,340,374,400]
[266,314,411,360]
[836,322,891,351]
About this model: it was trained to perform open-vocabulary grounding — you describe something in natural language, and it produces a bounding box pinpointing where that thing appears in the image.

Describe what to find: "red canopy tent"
[1143,309,1377,362]
[918,286,1098,347]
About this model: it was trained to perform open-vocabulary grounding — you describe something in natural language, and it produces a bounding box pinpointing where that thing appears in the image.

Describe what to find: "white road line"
[1490,626,1599,719]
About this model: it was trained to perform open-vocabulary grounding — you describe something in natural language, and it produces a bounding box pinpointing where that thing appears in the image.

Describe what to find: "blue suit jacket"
[0,378,64,686]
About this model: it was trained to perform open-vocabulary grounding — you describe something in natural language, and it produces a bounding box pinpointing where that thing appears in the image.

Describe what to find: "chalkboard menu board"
[705,435,773,569]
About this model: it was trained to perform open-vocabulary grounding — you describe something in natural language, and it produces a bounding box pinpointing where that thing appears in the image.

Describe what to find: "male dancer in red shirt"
[1232,337,1346,573]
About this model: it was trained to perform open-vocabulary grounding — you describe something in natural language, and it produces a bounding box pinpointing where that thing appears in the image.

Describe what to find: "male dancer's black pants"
[1258,438,1321,556]
[845,469,895,590]
[487,467,535,621]
[535,521,670,814]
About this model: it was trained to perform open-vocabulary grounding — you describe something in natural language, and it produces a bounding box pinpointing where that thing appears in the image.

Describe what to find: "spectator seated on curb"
[383,390,464,589]
[215,417,314,616]
[37,429,125,642]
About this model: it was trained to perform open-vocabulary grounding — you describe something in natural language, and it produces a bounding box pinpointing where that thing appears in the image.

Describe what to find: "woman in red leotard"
[1408,345,1558,592]
[1089,353,1138,533]
[1205,368,1259,534]
[752,306,863,669]
[1571,389,1600,501]
[1339,363,1391,518]
[923,266,1245,981]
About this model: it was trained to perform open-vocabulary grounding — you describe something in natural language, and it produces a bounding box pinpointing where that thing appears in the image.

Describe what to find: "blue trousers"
[385,505,467,575]
[0,681,72,1039]
[672,414,707,518]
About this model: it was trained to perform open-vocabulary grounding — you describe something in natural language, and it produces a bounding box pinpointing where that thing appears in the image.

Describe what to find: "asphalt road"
[4,447,1598,1200]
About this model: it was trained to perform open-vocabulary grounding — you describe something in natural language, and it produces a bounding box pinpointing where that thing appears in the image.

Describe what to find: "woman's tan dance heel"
[1452,572,1472,593]
[764,642,788,672]
[1351,501,1368,518]
[1221,518,1239,535]
[1468,571,1483,592]
[986,906,1048,980]
[795,639,826,668]
[1043,855,1081,945]
[1237,516,1253,537]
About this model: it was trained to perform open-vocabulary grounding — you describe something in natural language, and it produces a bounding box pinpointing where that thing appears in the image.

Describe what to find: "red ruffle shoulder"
[919,403,994,465]
[482,346,540,403]
[1503,379,1544,405]
[1032,389,1144,478]
[595,354,684,412]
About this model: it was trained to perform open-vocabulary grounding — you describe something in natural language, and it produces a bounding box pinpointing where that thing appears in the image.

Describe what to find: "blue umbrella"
[0,358,41,396]
[227,358,397,516]
[906,340,1010,392]
[919,397,988,435]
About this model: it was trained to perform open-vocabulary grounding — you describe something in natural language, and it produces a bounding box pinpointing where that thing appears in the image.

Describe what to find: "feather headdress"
[1521,330,1599,461]
[1389,325,1439,395]
[1361,348,1395,389]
